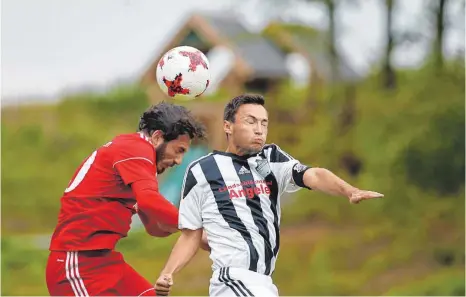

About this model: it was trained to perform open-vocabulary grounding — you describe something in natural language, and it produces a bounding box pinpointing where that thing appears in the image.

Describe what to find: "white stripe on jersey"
[112,157,153,167]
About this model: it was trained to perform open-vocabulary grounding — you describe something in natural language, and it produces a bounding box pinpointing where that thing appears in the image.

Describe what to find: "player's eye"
[245,118,255,124]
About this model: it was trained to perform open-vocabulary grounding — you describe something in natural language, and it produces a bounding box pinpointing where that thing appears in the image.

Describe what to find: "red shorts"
[46,250,156,296]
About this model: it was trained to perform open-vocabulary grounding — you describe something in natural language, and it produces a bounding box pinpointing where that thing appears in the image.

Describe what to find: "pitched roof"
[201,13,290,79]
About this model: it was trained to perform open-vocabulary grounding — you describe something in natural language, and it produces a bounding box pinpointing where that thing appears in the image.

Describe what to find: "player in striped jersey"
[155,94,384,296]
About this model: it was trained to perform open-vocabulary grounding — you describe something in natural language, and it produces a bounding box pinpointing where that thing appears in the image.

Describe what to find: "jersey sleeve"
[112,140,156,185]
[178,164,203,230]
[265,144,312,194]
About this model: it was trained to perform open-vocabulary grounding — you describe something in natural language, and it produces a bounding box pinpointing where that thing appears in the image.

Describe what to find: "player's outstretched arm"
[302,168,384,204]
[155,228,203,296]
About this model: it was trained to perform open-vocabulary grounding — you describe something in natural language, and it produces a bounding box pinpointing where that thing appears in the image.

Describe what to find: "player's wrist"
[160,270,175,277]
[344,186,359,199]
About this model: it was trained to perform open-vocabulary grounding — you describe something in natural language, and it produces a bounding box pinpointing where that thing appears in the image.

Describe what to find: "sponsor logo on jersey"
[219,180,272,199]
[255,158,271,177]
[293,163,308,173]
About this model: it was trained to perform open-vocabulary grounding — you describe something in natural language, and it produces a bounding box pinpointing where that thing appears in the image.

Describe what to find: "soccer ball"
[156,46,211,100]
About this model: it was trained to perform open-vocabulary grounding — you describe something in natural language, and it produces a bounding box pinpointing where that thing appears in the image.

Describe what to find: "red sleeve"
[112,140,156,185]
[112,138,178,229]
[131,179,179,227]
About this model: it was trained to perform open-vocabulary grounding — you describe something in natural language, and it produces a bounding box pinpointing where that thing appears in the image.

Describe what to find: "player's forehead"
[168,134,191,150]
[237,104,268,121]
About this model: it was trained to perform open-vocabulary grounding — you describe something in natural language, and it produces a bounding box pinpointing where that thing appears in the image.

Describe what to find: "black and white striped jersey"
[178,144,311,276]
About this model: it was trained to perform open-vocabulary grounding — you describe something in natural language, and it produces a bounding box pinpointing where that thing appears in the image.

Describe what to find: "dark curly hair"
[224,94,265,123]
[138,102,207,141]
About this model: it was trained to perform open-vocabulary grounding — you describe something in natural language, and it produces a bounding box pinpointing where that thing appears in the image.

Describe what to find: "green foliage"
[1,63,464,295]
[384,269,465,296]
[402,100,465,195]
[1,237,50,295]
[262,22,322,54]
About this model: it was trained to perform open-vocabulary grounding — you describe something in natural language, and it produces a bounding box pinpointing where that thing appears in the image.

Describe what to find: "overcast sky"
[1,0,464,102]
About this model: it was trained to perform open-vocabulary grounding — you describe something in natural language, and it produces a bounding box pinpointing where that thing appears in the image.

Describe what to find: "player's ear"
[151,130,165,147]
[223,120,233,135]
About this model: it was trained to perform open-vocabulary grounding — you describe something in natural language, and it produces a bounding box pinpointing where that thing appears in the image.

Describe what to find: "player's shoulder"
[110,133,151,148]
[181,153,214,194]
[261,143,294,162]
[109,132,154,159]
[112,132,148,144]
[185,153,215,173]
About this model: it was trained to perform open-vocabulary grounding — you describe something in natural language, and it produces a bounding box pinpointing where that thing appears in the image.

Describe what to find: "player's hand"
[155,273,173,296]
[349,189,384,204]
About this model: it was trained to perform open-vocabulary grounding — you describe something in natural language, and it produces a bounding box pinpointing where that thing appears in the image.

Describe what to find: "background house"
[140,11,358,103]
[141,12,289,101]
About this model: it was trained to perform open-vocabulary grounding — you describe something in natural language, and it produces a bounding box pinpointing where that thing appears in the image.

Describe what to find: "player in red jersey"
[46,102,206,296]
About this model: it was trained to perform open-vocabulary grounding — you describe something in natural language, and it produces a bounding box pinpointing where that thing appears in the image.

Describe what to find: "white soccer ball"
[156,46,211,100]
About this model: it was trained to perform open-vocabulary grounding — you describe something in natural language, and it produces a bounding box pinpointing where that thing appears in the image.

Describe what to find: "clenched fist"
[155,274,173,296]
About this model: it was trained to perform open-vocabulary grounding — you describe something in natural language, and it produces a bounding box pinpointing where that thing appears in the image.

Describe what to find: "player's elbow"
[138,210,178,237]
[135,189,179,226]
[146,228,173,238]
[144,223,178,237]
[304,167,328,188]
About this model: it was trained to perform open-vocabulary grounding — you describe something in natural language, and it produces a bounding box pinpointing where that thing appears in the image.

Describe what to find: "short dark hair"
[138,101,206,141]
[223,94,265,122]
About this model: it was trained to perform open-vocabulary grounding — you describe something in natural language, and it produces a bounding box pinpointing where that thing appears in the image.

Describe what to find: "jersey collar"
[138,132,152,144]
[213,150,259,160]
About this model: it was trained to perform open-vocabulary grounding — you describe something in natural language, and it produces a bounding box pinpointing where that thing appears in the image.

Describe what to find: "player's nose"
[254,128,264,136]
[173,156,182,165]
[254,124,264,135]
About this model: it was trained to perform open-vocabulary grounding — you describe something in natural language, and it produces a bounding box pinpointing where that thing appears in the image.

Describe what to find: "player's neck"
[139,131,155,147]
[225,145,251,157]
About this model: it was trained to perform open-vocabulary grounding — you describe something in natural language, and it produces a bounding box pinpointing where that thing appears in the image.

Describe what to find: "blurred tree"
[323,0,342,82]
[431,0,449,72]
[382,0,397,90]
[403,109,465,195]
[237,0,349,80]
[430,0,466,72]
[428,0,450,73]
[402,91,465,195]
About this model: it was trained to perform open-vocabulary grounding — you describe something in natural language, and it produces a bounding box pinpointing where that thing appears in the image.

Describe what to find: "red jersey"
[50,132,159,251]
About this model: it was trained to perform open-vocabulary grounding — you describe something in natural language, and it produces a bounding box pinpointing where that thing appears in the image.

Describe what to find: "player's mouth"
[161,163,176,172]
